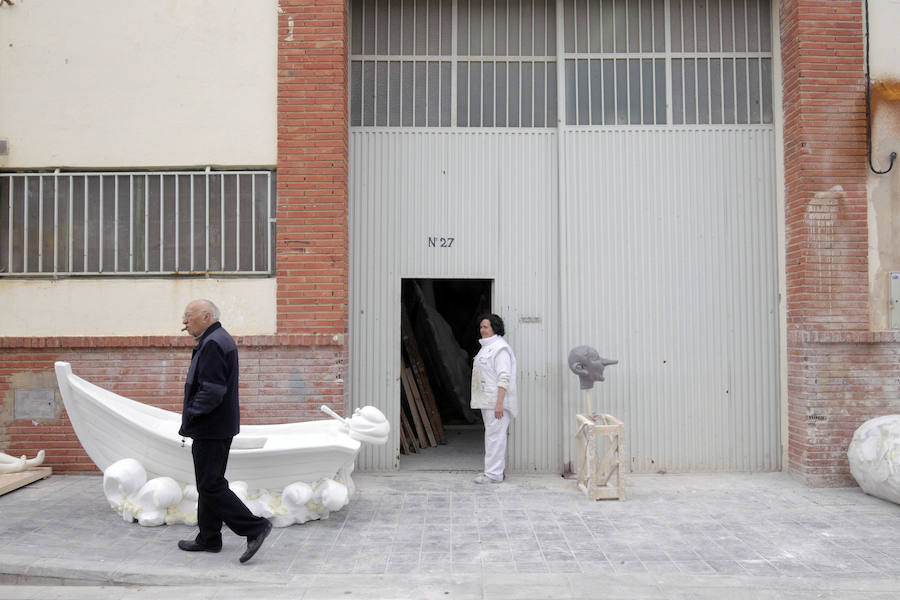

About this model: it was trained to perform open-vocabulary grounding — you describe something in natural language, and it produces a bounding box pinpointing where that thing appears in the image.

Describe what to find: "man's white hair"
[197,299,220,322]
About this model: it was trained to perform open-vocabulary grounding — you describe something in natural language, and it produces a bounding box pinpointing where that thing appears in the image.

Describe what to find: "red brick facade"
[276,0,350,335]
[781,1,900,485]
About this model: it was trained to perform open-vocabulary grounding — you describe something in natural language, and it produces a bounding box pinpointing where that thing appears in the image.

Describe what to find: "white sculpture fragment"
[0,450,46,474]
[168,485,199,526]
[131,477,183,526]
[848,414,900,505]
[322,404,391,444]
[103,458,146,512]
[102,457,353,528]
[277,482,316,527]
[318,478,349,511]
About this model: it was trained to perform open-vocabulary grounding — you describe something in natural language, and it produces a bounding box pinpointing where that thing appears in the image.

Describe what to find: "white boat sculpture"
[54,361,389,527]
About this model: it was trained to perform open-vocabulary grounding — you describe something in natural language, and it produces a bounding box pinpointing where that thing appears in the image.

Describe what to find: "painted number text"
[426,236,455,248]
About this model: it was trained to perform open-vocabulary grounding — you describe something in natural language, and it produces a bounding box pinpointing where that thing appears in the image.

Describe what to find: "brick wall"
[276,0,350,334]
[781,0,900,485]
[0,336,346,474]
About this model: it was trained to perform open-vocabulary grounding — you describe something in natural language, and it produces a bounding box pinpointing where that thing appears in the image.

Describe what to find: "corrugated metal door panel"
[349,132,403,471]
[559,127,780,473]
[399,132,498,277]
[495,132,561,472]
[350,130,560,471]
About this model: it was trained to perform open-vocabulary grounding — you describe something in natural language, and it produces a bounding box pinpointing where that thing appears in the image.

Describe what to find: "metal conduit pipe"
[865,0,897,174]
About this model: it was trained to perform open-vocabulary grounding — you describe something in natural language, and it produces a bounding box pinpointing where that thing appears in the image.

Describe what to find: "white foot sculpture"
[0,450,45,475]
[848,415,900,505]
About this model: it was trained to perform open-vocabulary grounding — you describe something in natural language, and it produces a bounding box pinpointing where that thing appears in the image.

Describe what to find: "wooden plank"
[400,370,429,448]
[398,396,416,455]
[408,358,445,444]
[400,396,420,451]
[401,413,418,452]
[404,368,434,447]
[400,307,445,443]
[405,367,436,447]
[404,422,419,452]
[0,467,52,496]
[399,421,410,455]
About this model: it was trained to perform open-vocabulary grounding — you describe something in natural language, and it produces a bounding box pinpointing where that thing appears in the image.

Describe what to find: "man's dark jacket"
[179,321,240,440]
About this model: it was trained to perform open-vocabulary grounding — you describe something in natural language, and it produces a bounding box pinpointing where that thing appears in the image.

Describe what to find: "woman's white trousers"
[481,408,510,481]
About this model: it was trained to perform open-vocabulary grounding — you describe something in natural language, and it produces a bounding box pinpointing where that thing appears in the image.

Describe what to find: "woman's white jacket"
[470,335,518,418]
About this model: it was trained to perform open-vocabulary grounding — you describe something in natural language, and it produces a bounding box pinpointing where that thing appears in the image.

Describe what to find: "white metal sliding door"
[348,0,780,473]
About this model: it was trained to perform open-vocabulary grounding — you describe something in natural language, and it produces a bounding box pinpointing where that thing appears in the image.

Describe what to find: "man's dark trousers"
[192,437,267,548]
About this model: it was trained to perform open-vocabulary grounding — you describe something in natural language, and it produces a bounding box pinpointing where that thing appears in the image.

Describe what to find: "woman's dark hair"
[478,313,505,337]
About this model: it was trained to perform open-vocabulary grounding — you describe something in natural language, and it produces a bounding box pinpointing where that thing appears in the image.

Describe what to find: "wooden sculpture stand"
[575,390,625,500]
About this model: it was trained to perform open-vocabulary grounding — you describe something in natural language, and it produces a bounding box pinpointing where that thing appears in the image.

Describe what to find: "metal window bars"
[350,0,559,127]
[0,170,276,277]
[564,0,773,126]
[350,0,774,128]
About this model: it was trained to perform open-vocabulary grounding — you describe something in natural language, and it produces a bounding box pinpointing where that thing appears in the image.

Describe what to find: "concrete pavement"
[1,470,899,598]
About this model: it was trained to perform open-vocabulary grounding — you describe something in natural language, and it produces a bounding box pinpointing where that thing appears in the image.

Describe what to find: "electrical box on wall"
[892,273,900,329]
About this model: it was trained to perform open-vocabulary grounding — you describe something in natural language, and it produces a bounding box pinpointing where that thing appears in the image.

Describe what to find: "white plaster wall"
[0,0,277,168]
[867,0,900,330]
[0,278,276,336]
[869,0,900,80]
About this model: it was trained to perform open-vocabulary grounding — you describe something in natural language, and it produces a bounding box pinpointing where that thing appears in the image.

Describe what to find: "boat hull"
[54,362,361,490]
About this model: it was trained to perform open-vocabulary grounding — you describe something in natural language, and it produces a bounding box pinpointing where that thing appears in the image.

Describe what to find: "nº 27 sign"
[426,237,455,248]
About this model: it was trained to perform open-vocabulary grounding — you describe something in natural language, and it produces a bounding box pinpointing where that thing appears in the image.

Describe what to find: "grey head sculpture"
[568,346,618,390]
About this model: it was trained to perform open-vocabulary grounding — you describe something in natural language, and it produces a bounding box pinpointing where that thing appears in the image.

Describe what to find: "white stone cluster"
[102,458,352,527]
[848,414,900,506]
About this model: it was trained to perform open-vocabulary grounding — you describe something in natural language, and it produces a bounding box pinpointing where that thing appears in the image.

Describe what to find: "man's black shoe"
[239,519,272,564]
[177,539,222,553]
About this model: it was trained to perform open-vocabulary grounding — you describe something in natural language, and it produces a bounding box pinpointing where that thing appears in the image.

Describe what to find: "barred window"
[351,0,774,128]
[457,0,558,127]
[669,0,773,125]
[563,0,773,126]
[350,0,558,128]
[0,170,276,276]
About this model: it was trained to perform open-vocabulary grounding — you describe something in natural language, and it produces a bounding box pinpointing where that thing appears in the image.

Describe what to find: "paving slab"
[1,471,899,599]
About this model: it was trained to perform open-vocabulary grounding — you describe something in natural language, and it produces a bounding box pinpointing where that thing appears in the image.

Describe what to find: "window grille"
[668,0,773,125]
[350,0,774,128]
[457,0,558,127]
[563,0,773,126]
[350,0,454,127]
[0,170,276,276]
[350,0,558,127]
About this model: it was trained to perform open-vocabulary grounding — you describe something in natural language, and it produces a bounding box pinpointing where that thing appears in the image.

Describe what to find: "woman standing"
[471,313,517,484]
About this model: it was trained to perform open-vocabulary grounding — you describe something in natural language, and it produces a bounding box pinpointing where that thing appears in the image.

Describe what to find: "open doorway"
[399,278,491,471]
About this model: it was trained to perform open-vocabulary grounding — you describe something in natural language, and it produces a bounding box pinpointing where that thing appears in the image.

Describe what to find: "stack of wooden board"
[399,307,445,454]
[0,467,52,496]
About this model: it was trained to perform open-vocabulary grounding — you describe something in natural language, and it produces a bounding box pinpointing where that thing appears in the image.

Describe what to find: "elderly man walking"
[177,299,272,563]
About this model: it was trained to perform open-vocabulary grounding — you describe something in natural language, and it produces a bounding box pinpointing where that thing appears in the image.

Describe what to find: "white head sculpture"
[568,346,618,390]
